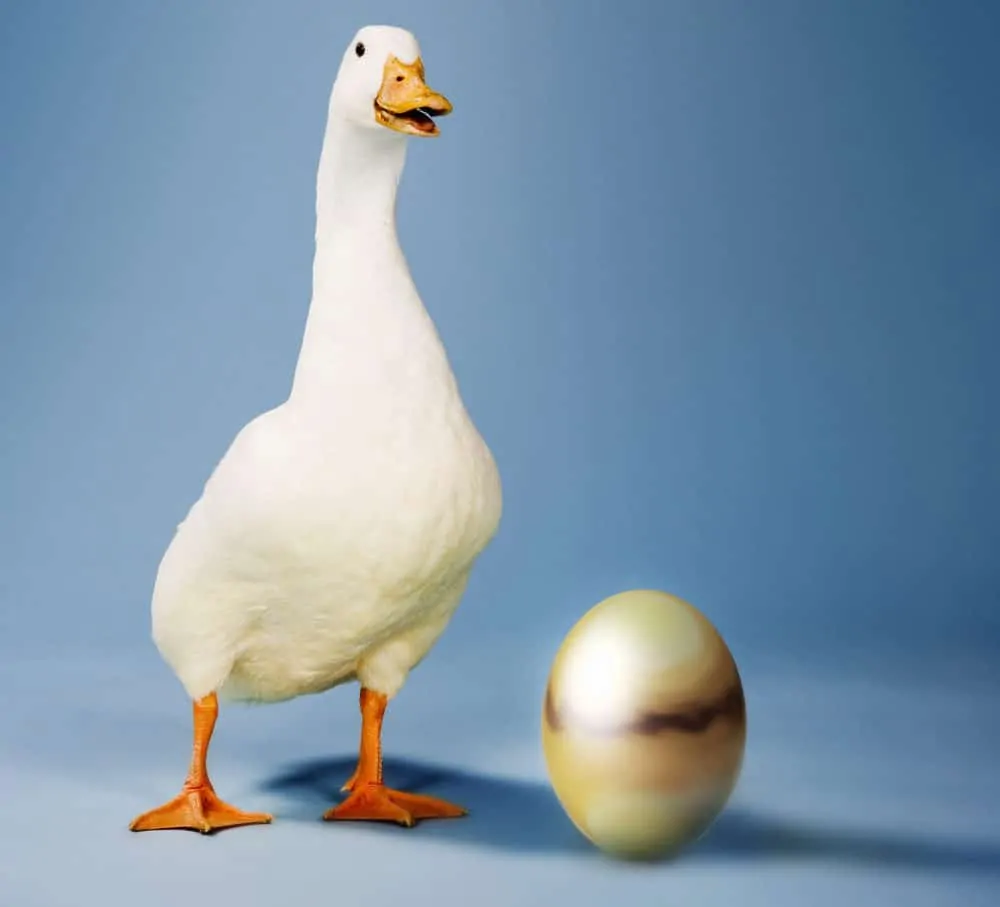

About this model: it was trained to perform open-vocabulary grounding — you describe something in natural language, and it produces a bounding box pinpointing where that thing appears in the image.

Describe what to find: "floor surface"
[2,645,998,906]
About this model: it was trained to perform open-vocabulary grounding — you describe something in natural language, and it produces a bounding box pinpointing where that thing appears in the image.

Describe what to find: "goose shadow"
[259,755,1000,872]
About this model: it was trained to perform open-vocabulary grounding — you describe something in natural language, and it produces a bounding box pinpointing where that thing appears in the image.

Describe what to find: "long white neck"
[289,120,457,413]
[315,123,405,247]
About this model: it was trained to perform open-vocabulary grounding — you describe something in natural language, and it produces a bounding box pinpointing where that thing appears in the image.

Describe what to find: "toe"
[390,790,467,820]
[130,788,271,833]
[324,786,415,826]
[323,785,466,826]
[340,769,361,793]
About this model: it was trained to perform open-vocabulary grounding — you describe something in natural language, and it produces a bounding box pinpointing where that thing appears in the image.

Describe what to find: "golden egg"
[541,589,746,860]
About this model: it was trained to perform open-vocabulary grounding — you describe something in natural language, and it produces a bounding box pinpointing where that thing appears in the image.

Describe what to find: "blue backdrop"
[2,0,997,670]
[3,4,1000,906]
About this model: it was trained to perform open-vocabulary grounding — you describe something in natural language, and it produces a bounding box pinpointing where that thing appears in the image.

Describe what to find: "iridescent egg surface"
[541,590,746,860]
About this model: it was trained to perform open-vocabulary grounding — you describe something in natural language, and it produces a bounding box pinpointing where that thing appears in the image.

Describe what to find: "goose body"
[152,29,500,706]
[153,343,500,704]
[131,25,501,833]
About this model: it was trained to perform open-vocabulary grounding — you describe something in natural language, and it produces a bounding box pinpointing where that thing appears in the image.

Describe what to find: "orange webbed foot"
[129,784,273,834]
[323,782,467,827]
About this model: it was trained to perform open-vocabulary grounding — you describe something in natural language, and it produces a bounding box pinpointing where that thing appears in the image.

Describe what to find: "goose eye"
[354,42,365,58]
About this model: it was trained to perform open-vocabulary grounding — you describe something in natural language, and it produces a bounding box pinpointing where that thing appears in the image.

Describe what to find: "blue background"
[1,2,998,905]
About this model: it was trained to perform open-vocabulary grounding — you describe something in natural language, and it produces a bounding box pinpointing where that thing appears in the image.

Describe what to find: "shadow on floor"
[259,755,1000,871]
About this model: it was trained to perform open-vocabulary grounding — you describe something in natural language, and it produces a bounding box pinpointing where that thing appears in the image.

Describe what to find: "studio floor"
[2,644,998,906]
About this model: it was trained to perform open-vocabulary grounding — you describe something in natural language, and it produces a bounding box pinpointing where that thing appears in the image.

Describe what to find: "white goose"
[130,24,502,833]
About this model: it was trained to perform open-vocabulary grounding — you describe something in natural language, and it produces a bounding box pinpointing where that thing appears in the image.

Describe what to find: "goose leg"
[129,693,272,834]
[324,687,467,826]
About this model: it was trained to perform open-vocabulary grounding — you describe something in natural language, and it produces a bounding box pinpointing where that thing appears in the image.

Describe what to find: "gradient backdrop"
[1,2,998,905]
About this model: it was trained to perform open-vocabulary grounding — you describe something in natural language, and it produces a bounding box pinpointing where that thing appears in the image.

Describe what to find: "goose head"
[329,25,452,138]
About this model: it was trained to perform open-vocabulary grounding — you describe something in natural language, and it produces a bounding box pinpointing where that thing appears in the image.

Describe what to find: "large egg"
[541,589,746,860]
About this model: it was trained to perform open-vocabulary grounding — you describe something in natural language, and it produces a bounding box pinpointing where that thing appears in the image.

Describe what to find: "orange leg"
[129,693,272,834]
[324,688,467,827]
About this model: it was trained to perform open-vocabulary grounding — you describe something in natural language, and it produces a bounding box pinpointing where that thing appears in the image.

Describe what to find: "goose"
[129,24,502,833]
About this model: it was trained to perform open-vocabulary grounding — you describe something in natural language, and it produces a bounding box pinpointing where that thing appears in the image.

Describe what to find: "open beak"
[374,55,452,137]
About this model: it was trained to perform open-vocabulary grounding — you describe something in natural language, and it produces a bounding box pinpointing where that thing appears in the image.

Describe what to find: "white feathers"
[149,26,501,705]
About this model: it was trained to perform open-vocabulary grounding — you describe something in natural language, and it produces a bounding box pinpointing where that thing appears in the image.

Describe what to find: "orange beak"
[374,55,452,137]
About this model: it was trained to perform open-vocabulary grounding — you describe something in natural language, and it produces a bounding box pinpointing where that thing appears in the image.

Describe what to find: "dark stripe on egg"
[544,681,744,737]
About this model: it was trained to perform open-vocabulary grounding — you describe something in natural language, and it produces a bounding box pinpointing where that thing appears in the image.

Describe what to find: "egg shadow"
[259,755,1000,873]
